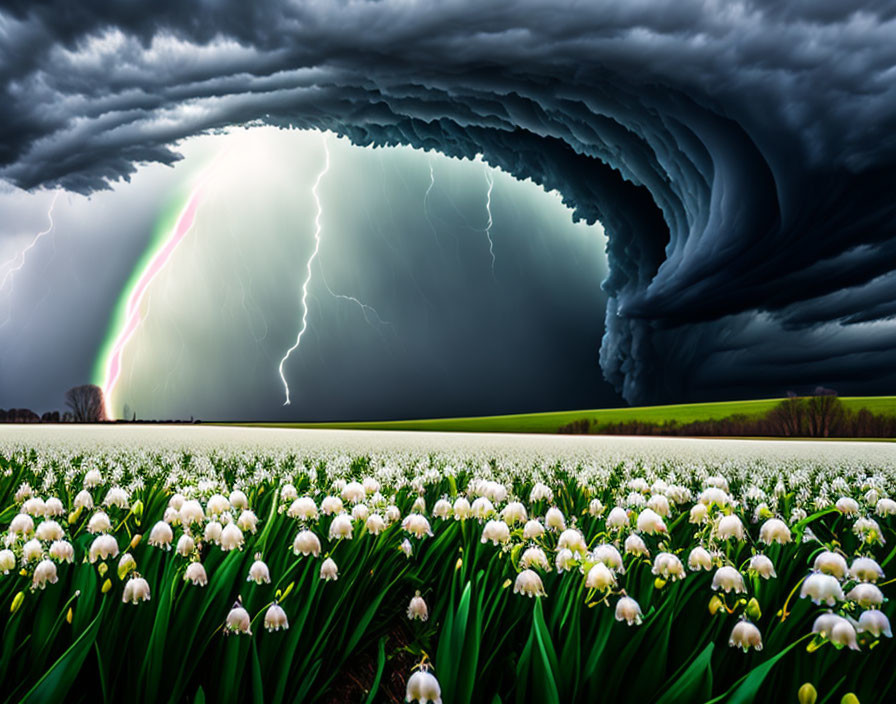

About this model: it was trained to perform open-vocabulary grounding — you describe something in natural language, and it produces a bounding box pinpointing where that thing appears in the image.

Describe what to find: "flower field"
[1,427,895,703]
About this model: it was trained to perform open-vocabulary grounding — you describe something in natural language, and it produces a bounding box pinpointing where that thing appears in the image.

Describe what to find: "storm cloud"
[2,0,896,404]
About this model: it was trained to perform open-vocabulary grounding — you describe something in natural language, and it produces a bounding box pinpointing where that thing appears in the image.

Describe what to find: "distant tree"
[8,408,39,423]
[805,392,845,437]
[65,385,107,423]
[767,396,805,436]
[41,410,60,422]
[62,411,74,423]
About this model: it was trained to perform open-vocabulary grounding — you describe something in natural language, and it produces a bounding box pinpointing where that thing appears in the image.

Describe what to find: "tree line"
[1,384,106,423]
[559,393,896,438]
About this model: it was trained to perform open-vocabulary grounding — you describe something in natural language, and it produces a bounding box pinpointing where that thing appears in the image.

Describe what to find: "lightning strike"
[319,265,391,329]
[278,135,392,406]
[482,169,496,271]
[0,191,60,293]
[277,135,331,406]
[423,161,439,241]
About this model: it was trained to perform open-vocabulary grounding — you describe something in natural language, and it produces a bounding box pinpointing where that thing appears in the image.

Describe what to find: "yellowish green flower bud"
[798,683,817,704]
[746,597,762,621]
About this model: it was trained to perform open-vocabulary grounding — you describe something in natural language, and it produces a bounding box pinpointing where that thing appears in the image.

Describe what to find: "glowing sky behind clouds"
[0,127,610,420]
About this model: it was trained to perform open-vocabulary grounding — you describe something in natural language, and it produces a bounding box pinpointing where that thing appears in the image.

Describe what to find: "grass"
[230,396,896,434]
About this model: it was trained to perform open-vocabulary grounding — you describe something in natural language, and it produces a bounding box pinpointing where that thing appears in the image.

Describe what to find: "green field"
[236,396,896,434]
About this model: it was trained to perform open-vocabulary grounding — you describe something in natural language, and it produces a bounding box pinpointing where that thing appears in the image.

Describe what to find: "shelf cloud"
[2,1,895,403]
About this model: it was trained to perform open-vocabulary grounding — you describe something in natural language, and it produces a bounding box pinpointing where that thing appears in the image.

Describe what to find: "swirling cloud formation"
[2,0,895,403]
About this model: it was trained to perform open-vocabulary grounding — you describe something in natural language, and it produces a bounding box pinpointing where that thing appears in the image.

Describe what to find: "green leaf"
[363,637,387,704]
[19,602,105,704]
[655,643,714,704]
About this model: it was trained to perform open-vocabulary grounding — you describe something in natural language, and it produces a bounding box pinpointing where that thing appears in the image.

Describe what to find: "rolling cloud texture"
[2,1,895,404]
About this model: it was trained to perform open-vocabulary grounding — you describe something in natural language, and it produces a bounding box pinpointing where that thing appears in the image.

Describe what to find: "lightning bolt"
[482,169,496,271]
[278,134,391,406]
[423,161,439,242]
[318,265,391,329]
[0,191,60,294]
[278,135,332,406]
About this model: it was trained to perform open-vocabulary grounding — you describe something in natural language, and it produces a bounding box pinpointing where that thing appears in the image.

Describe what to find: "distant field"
[235,396,896,434]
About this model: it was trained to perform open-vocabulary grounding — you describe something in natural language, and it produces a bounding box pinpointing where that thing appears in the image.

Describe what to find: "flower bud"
[759,518,792,545]
[288,497,318,520]
[728,620,763,651]
[184,561,208,587]
[293,530,321,557]
[615,596,643,626]
[264,603,289,632]
[406,669,441,704]
[320,557,339,581]
[329,514,354,540]
[586,562,616,591]
[89,534,119,563]
[0,550,15,574]
[118,553,137,580]
[545,507,566,531]
[87,511,111,534]
[745,597,762,621]
[798,683,817,704]
[636,508,666,535]
[813,551,848,579]
[558,529,587,554]
[688,547,713,572]
[407,592,429,620]
[801,572,844,606]
[148,521,174,550]
[225,603,252,635]
[520,547,549,571]
[514,569,547,597]
[122,576,151,604]
[402,514,433,539]
[748,554,776,580]
[248,557,271,585]
[236,510,258,534]
[523,519,545,539]
[856,609,892,638]
[220,523,244,551]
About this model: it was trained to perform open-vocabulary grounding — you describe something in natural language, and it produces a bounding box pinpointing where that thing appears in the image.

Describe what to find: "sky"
[0,128,612,420]
[1,1,896,416]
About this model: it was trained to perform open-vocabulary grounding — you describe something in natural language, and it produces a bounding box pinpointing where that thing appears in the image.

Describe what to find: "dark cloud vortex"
[2,1,896,404]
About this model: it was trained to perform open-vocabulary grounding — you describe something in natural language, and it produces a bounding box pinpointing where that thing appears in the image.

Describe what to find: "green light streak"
[90,185,193,413]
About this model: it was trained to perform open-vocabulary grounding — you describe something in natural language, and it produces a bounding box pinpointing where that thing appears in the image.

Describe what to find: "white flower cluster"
[2,427,895,692]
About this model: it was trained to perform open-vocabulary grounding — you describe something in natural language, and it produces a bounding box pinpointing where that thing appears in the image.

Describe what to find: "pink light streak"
[101,188,202,419]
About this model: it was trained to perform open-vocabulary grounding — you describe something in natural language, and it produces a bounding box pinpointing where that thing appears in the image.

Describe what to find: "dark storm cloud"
[2,1,896,403]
